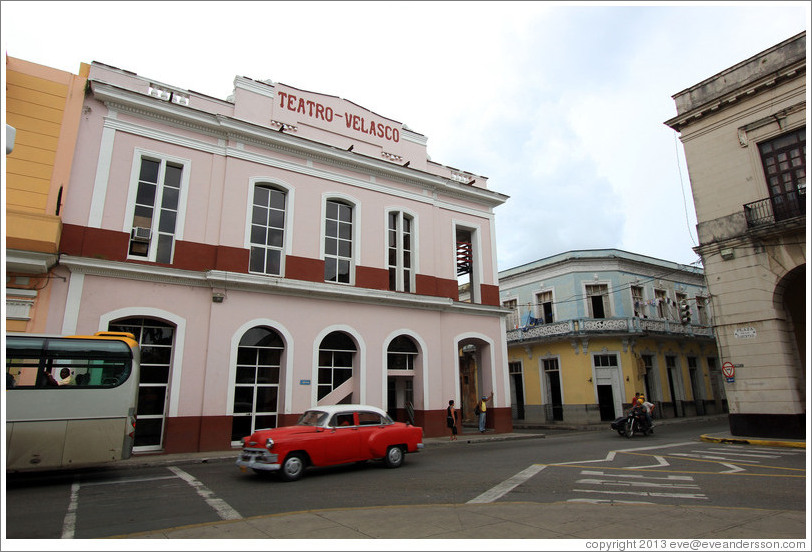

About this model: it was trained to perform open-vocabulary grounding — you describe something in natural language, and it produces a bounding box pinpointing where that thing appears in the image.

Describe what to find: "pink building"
[48,62,510,454]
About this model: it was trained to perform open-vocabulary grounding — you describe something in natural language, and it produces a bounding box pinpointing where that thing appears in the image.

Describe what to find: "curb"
[700,434,806,449]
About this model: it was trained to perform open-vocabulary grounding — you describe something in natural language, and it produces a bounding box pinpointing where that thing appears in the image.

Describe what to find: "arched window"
[231,327,283,441]
[317,332,356,401]
[387,335,417,371]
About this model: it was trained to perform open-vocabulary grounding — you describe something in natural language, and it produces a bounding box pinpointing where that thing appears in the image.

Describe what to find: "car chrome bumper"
[236,448,280,471]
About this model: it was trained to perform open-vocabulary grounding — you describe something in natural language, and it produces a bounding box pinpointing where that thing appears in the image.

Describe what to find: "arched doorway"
[231,326,283,443]
[386,335,418,423]
[108,318,175,452]
[457,337,492,424]
[317,331,357,404]
[776,264,806,403]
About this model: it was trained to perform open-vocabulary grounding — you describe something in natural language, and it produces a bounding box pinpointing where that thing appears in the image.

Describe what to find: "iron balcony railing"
[744,188,806,228]
[505,317,714,344]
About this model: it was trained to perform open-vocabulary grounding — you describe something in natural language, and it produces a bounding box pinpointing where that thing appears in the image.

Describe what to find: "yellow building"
[500,250,725,425]
[5,56,87,332]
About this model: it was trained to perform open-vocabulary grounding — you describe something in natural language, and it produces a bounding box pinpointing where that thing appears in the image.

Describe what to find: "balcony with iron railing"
[744,188,806,228]
[505,316,715,344]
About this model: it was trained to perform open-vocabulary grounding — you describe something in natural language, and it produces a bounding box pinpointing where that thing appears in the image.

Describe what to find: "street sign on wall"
[722,361,740,383]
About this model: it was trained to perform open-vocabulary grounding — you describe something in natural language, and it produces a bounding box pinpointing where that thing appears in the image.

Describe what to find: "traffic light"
[680,300,692,325]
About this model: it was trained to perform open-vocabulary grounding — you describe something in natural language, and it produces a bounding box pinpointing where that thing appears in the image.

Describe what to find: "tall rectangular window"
[502,298,519,329]
[585,284,609,319]
[324,200,353,284]
[249,185,286,276]
[387,211,413,292]
[536,290,554,323]
[696,296,708,325]
[759,127,806,221]
[128,156,184,264]
[655,289,667,318]
[631,285,644,317]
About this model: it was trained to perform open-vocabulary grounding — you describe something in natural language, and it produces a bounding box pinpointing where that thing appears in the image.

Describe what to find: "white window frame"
[584,283,611,319]
[385,208,418,293]
[535,289,555,323]
[245,179,293,277]
[123,148,191,264]
[453,221,483,303]
[321,194,360,285]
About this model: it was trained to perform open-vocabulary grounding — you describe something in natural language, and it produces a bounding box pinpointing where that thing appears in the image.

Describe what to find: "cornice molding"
[665,62,805,131]
[58,256,504,317]
[90,81,506,209]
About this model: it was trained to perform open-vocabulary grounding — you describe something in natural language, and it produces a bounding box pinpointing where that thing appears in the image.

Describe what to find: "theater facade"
[46,62,510,453]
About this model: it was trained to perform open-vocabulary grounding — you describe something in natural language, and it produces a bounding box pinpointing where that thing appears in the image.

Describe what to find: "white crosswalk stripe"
[569,469,708,502]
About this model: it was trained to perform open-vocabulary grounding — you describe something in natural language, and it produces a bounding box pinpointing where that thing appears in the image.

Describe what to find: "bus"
[5,331,140,472]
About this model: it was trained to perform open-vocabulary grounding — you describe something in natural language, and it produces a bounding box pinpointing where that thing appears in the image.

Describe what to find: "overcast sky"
[2,1,808,273]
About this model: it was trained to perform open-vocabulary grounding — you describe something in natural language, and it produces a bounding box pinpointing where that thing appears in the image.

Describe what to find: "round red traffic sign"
[722,362,736,378]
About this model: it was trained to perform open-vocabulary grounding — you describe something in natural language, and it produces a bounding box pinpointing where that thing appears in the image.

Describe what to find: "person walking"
[446,399,458,440]
[475,391,494,433]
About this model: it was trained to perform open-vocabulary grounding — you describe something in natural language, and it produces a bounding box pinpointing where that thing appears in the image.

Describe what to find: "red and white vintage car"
[236,405,424,481]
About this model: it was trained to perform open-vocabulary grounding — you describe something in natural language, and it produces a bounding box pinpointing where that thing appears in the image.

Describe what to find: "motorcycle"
[610,407,653,438]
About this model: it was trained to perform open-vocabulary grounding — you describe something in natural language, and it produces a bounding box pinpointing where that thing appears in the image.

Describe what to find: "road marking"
[576,478,700,489]
[467,464,546,504]
[720,463,746,474]
[632,455,671,469]
[554,441,696,465]
[580,470,694,481]
[568,498,654,504]
[573,489,708,500]
[672,452,751,461]
[167,466,243,520]
[704,449,780,458]
[81,475,178,486]
[621,451,806,472]
[61,480,80,539]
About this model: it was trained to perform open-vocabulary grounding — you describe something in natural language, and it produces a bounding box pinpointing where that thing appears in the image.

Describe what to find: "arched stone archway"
[775,264,806,406]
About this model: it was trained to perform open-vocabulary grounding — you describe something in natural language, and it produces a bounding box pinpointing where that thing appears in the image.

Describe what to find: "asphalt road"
[4,419,806,539]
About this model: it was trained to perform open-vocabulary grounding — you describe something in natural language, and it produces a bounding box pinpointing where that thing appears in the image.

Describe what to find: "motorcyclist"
[637,397,654,429]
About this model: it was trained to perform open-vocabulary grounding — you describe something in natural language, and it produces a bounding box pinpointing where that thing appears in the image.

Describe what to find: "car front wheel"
[279,453,306,482]
[383,445,404,468]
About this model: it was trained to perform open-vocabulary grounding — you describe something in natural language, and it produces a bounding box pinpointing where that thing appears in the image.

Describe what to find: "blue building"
[498,249,726,425]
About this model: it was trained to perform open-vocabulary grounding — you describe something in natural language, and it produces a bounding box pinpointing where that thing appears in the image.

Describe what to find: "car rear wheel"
[383,445,404,468]
[279,453,306,481]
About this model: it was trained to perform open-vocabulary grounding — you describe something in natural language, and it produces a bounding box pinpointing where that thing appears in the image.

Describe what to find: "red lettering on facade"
[279,90,397,142]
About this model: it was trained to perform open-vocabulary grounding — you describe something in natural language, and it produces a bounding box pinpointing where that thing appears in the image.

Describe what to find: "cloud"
[3,1,806,274]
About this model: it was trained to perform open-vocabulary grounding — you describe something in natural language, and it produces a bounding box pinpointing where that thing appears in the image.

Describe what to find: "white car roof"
[306,404,388,417]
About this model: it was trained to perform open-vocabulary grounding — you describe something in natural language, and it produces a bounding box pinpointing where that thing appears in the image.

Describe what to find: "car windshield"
[296,410,329,426]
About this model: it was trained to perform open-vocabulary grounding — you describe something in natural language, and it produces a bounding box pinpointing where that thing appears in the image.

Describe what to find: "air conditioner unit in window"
[131,227,152,242]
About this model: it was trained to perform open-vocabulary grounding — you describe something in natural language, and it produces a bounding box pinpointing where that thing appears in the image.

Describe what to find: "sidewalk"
[110,417,806,540]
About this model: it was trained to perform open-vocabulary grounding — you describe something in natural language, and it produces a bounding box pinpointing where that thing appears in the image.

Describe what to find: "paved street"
[3,416,806,545]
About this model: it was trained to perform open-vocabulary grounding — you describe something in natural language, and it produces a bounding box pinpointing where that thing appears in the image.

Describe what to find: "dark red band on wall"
[59,225,493,305]
[285,255,324,283]
[356,266,389,290]
[480,284,501,307]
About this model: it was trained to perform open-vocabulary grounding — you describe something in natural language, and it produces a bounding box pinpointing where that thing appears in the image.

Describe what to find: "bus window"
[6,336,133,389]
